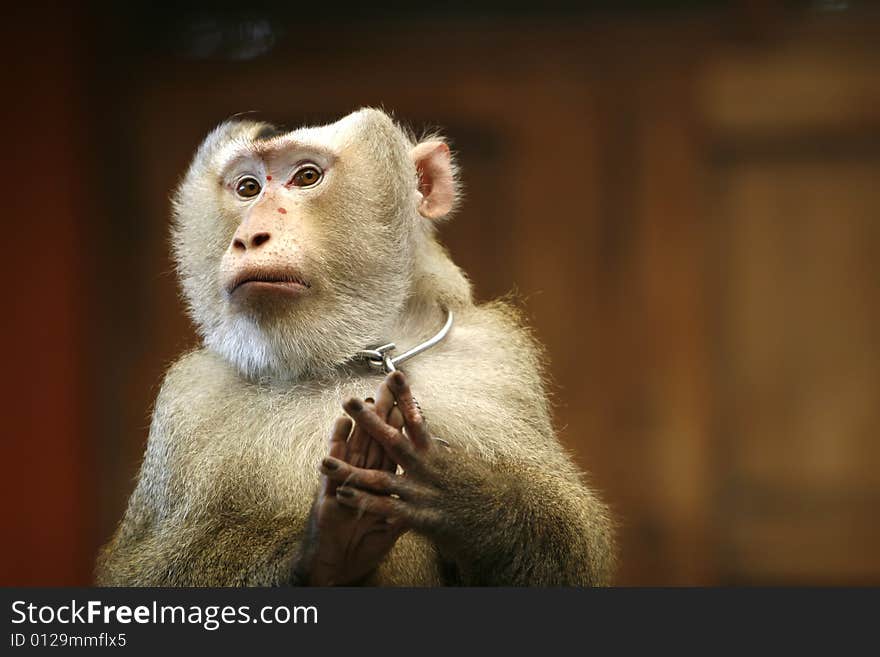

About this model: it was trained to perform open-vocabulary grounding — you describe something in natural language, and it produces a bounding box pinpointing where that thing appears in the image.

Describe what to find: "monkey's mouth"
[227,270,312,298]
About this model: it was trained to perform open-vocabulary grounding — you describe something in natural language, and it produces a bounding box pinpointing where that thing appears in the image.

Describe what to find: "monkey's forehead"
[215,119,365,171]
[218,125,333,160]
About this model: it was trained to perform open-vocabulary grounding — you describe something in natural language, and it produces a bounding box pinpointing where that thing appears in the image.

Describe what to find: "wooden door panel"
[709,29,880,582]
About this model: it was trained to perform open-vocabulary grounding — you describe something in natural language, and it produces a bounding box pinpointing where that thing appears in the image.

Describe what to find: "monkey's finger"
[387,371,431,450]
[336,487,440,533]
[345,398,375,468]
[343,398,415,468]
[370,380,404,471]
[335,486,410,520]
[364,439,384,471]
[324,417,353,495]
[328,417,352,457]
[320,457,413,498]
[388,406,404,429]
[374,379,397,423]
[381,407,405,472]
[365,390,391,469]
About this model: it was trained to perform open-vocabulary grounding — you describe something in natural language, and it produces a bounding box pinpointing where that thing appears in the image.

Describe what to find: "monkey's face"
[172,109,456,381]
[216,144,346,318]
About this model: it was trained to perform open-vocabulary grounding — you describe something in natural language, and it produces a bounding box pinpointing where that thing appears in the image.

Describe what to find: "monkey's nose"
[232,232,272,251]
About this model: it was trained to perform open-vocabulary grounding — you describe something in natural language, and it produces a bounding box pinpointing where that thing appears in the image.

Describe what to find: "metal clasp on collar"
[356,309,454,375]
[358,343,400,374]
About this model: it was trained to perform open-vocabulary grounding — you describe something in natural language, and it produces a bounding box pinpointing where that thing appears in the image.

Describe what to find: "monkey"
[95,108,615,586]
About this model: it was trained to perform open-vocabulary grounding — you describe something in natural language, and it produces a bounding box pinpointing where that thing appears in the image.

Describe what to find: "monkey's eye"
[291,165,323,188]
[235,177,262,198]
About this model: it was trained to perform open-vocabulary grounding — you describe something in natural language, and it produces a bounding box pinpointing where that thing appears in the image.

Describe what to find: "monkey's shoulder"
[460,300,546,360]
[152,347,334,436]
[408,301,558,455]
[427,300,549,388]
[150,349,275,453]
[152,348,240,427]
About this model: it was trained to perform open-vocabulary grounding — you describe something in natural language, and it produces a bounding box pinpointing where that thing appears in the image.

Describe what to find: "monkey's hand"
[321,371,485,556]
[322,370,614,586]
[301,391,406,586]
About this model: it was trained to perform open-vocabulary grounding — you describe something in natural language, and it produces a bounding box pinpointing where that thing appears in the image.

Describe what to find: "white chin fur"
[201,294,397,382]
[204,315,294,381]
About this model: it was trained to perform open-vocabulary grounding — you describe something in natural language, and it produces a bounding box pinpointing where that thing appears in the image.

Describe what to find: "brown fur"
[96,109,615,586]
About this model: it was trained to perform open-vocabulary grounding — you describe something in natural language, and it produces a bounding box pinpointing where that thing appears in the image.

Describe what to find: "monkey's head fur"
[172,108,470,381]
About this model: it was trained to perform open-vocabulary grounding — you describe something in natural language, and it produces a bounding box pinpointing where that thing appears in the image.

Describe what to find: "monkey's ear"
[411,141,455,220]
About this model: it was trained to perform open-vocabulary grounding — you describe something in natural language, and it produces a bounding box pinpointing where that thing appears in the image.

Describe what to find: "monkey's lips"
[227,271,311,300]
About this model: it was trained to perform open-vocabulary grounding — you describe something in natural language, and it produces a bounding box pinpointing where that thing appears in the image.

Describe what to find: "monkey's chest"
[184,410,330,519]
[180,390,444,585]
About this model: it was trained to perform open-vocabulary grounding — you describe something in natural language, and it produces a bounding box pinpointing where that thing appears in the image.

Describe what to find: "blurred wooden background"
[3,1,878,585]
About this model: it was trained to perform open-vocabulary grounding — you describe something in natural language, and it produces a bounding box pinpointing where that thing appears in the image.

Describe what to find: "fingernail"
[321,458,339,471]
[365,397,375,404]
[390,371,405,388]
[337,487,354,498]
[345,398,363,413]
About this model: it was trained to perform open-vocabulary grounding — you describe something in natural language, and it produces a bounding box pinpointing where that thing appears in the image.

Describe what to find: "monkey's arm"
[326,435,614,586]
[95,408,179,585]
[321,372,616,586]
[430,457,614,586]
[97,357,406,587]
[96,508,304,586]
[95,369,306,587]
[95,448,305,587]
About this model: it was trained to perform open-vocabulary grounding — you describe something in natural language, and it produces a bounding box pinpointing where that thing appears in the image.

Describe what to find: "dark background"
[3,0,879,586]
